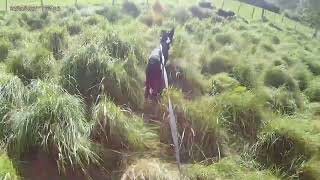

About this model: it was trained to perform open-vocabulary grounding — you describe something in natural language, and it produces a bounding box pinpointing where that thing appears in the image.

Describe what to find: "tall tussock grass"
[40,26,68,60]
[67,22,82,36]
[209,73,239,95]
[5,45,55,83]
[161,89,227,162]
[140,12,164,27]
[305,78,320,102]
[264,66,298,91]
[20,13,47,30]
[254,117,320,177]
[173,7,191,24]
[0,27,23,47]
[61,42,143,109]
[217,90,266,142]
[122,1,140,18]
[258,87,304,115]
[303,58,320,76]
[0,39,10,61]
[92,96,158,151]
[290,64,313,91]
[0,73,27,141]
[189,6,212,20]
[232,63,257,89]
[7,81,98,172]
[201,55,236,75]
[299,157,320,180]
[0,2,320,178]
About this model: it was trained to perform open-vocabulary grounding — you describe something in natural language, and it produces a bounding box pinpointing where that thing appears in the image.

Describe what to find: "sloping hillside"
[0,1,319,179]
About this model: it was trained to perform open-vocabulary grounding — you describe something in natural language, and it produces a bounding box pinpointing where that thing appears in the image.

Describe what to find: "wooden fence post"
[5,0,8,11]
[75,0,78,6]
[112,0,115,6]
[221,0,225,9]
[251,7,255,18]
[261,9,265,19]
[40,0,44,12]
[237,2,242,13]
[313,28,318,38]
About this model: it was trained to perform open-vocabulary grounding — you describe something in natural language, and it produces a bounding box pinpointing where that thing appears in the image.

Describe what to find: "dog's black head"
[160,28,175,49]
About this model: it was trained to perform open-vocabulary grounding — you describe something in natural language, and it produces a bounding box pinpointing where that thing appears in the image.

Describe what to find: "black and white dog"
[145,28,175,100]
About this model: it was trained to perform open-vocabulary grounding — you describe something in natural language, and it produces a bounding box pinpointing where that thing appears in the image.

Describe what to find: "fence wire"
[2,0,314,35]
[220,0,313,36]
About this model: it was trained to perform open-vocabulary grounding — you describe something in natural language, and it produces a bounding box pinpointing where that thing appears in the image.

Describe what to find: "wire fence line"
[0,0,314,35]
[218,0,313,35]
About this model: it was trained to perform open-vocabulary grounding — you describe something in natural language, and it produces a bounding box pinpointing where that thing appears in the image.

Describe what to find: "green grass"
[254,116,320,176]
[121,158,180,180]
[186,156,280,180]
[0,151,20,180]
[8,80,98,172]
[92,96,159,151]
[0,0,319,179]
[162,89,227,162]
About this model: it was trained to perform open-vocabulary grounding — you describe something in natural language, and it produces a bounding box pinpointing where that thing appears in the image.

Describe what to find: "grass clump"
[0,151,20,180]
[264,67,298,91]
[8,81,97,171]
[67,22,82,36]
[40,26,68,60]
[241,32,260,45]
[232,63,257,89]
[218,91,265,141]
[0,28,22,47]
[0,72,27,141]
[61,43,143,109]
[186,156,280,180]
[140,13,163,27]
[304,60,320,76]
[173,7,191,24]
[20,13,47,30]
[215,33,234,45]
[0,40,10,61]
[264,87,303,115]
[201,55,236,75]
[92,97,158,151]
[299,157,320,180]
[305,78,320,102]
[162,89,227,162]
[85,15,101,26]
[121,158,179,180]
[291,64,313,91]
[261,43,275,52]
[5,46,55,83]
[95,6,122,23]
[271,36,280,44]
[254,117,320,176]
[101,33,133,60]
[189,6,212,19]
[0,72,27,115]
[122,1,140,18]
[152,0,165,14]
[210,73,239,95]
